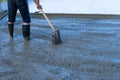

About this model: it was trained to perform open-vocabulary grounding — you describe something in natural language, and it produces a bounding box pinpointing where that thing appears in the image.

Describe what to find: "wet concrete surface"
[0,14,120,80]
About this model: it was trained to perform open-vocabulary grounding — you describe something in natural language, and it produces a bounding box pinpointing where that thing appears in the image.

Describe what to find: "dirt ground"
[0,14,120,80]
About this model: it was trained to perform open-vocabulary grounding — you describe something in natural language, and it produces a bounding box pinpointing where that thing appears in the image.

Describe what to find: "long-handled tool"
[0,11,8,20]
[39,9,62,44]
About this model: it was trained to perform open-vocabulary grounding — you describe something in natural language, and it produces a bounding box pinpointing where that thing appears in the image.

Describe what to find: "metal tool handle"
[39,9,56,31]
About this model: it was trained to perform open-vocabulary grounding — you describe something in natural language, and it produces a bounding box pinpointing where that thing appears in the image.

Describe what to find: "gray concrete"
[0,14,120,80]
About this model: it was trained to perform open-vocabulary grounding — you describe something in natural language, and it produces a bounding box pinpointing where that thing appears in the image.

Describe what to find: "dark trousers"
[8,0,31,23]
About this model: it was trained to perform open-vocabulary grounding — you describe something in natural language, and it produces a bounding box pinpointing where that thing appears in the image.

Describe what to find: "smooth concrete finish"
[0,14,120,80]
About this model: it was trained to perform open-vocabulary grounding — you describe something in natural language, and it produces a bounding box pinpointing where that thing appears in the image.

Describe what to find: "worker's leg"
[17,0,31,40]
[7,0,17,38]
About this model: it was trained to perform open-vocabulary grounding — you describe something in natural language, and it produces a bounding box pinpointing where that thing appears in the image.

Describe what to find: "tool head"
[52,30,62,44]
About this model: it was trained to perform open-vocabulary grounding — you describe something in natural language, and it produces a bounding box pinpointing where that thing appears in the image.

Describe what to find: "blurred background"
[1,0,120,14]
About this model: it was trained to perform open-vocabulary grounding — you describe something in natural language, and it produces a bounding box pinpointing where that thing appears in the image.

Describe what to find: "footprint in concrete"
[62,73,82,80]
[49,67,62,75]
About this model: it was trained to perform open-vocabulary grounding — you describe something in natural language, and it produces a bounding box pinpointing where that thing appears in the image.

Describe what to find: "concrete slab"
[0,14,120,80]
